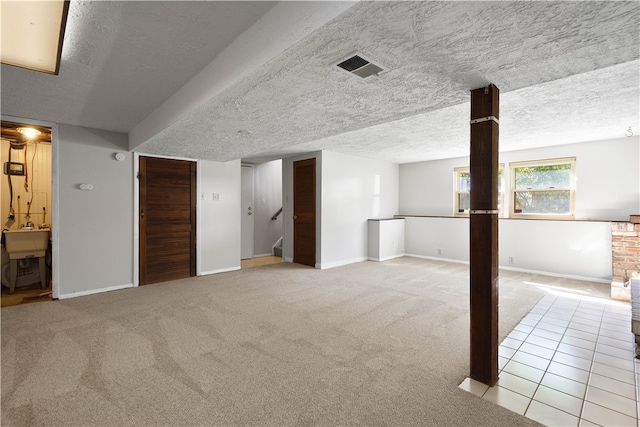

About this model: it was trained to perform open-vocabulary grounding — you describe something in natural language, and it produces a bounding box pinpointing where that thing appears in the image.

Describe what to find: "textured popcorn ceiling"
[1,1,639,164]
[135,1,640,163]
[0,1,277,132]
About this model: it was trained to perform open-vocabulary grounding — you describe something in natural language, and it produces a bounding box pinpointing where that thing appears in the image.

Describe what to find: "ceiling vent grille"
[334,53,386,79]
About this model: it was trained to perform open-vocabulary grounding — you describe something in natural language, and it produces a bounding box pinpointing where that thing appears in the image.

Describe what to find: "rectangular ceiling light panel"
[1,0,69,74]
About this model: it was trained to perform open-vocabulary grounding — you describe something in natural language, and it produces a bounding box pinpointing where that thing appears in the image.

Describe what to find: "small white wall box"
[4,162,25,175]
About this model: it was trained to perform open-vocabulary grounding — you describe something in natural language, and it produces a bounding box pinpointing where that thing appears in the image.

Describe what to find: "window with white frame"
[454,166,503,216]
[510,157,576,218]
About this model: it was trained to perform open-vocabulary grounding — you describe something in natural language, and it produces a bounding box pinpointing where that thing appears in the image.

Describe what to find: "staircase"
[272,237,283,257]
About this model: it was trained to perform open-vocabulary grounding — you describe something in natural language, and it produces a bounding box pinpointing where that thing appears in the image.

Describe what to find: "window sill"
[396,214,615,223]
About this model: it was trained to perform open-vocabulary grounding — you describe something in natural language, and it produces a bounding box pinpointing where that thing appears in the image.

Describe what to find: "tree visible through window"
[454,166,503,216]
[511,158,575,218]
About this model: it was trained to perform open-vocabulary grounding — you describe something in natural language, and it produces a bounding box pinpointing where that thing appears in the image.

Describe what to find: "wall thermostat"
[115,153,125,161]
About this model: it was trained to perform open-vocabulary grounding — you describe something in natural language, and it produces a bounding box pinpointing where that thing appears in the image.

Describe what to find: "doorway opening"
[1,121,53,306]
[241,160,283,268]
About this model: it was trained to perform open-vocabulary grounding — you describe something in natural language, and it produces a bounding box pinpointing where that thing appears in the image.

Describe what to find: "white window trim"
[453,166,470,217]
[509,157,576,220]
[453,165,504,217]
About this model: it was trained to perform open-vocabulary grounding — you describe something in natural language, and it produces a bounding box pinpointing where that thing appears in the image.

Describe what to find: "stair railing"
[271,207,283,221]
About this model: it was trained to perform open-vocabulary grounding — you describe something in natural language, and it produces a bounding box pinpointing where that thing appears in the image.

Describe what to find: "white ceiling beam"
[129,1,358,151]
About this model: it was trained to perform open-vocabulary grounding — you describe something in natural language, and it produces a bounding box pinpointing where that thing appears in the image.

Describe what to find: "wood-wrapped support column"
[469,84,499,386]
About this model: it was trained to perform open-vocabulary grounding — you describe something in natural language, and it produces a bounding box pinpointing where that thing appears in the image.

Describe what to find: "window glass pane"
[458,172,471,192]
[513,190,571,214]
[458,193,470,213]
[455,169,502,214]
[515,164,571,190]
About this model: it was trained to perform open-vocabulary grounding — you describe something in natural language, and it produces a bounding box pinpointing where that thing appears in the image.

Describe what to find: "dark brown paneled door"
[293,158,316,267]
[139,157,196,285]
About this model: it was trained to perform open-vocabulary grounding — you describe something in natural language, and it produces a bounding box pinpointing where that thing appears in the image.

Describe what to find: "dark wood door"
[139,157,196,285]
[293,158,316,267]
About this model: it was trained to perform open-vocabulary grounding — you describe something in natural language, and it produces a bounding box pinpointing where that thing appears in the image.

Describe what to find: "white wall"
[499,219,612,281]
[58,125,134,298]
[282,151,399,269]
[404,217,470,261]
[400,137,639,220]
[400,157,460,216]
[253,159,282,257]
[320,151,399,269]
[403,217,612,282]
[57,135,242,297]
[198,159,241,274]
[399,137,637,283]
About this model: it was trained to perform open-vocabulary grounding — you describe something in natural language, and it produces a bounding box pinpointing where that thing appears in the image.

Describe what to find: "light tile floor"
[460,292,639,427]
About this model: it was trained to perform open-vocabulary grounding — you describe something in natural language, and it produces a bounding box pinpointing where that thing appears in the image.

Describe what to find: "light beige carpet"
[1,257,610,426]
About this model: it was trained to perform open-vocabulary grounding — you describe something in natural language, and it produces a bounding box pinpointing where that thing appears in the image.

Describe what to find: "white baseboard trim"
[284,256,293,263]
[499,265,611,284]
[199,266,241,276]
[404,253,470,265]
[404,254,611,284]
[319,257,368,270]
[57,283,134,300]
[252,253,273,258]
[368,253,405,262]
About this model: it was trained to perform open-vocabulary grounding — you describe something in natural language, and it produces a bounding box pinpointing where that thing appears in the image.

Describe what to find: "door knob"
[293,215,298,220]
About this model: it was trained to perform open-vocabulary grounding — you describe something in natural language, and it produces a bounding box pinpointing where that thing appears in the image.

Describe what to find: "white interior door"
[241,165,254,260]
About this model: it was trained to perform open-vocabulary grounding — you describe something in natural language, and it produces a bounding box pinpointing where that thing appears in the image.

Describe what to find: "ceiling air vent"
[334,53,386,79]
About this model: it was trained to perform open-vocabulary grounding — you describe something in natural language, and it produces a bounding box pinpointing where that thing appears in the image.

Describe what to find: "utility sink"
[2,229,50,294]
[3,229,50,259]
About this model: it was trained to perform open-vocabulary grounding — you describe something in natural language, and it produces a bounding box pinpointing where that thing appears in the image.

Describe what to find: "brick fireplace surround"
[611,219,640,301]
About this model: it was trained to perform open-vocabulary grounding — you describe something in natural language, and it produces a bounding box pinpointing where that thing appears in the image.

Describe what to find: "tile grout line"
[486,294,555,415]
[523,296,561,417]
[579,301,639,424]
[575,298,605,425]
[539,296,589,424]
[482,294,639,425]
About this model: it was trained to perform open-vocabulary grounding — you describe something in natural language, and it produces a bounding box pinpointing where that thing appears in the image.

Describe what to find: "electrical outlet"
[437,248,442,255]
[508,256,515,264]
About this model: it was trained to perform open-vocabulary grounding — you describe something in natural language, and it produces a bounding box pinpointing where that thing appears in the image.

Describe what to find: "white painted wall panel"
[399,137,630,282]
[368,219,405,261]
[400,137,639,221]
[320,151,399,269]
[404,216,469,262]
[499,219,612,282]
[58,125,133,297]
[404,216,611,283]
[199,159,241,274]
